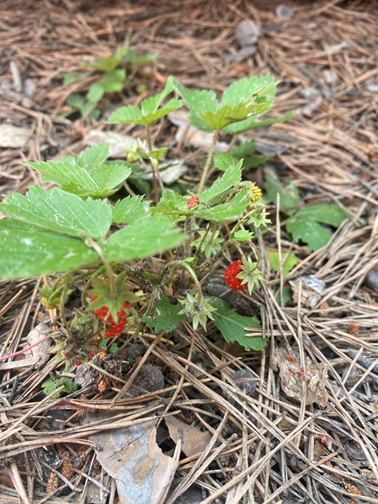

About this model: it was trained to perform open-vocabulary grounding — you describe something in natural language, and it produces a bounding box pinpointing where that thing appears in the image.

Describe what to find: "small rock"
[235,19,260,48]
[276,4,293,21]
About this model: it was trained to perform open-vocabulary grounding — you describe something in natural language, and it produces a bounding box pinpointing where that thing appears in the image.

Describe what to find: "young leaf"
[0,229,99,279]
[107,99,182,126]
[234,230,254,242]
[266,249,299,276]
[102,69,125,91]
[264,173,299,211]
[88,82,105,103]
[104,215,184,261]
[112,196,151,224]
[151,189,188,217]
[211,298,266,351]
[42,376,78,399]
[148,147,168,160]
[143,296,185,332]
[108,77,182,126]
[1,186,112,239]
[200,160,243,204]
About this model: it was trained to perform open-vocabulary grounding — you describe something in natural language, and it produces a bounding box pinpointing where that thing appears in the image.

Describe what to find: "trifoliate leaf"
[112,196,151,224]
[0,229,99,279]
[266,249,299,276]
[108,77,182,126]
[211,297,266,351]
[264,173,299,211]
[143,296,185,332]
[200,160,243,204]
[1,186,112,239]
[104,215,184,261]
[173,76,276,132]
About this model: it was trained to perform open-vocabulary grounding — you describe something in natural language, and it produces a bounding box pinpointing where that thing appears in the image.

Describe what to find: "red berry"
[188,196,199,209]
[224,260,247,292]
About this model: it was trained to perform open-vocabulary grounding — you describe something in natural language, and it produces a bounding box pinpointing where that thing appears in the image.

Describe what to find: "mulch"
[1,0,378,502]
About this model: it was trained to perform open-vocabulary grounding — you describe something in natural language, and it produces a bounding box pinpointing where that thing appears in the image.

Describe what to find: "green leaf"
[266,249,299,276]
[231,141,257,159]
[197,191,249,222]
[0,229,99,279]
[42,377,78,399]
[108,78,182,126]
[143,296,185,332]
[221,75,277,108]
[1,187,112,239]
[200,160,243,204]
[104,215,184,261]
[242,155,272,169]
[78,143,109,170]
[211,298,266,351]
[102,69,125,91]
[292,203,347,228]
[173,76,278,132]
[148,147,168,160]
[59,71,93,85]
[223,111,293,135]
[112,196,151,224]
[264,173,299,211]
[234,229,253,242]
[88,82,105,103]
[151,189,188,217]
[212,152,237,172]
[27,151,132,197]
[286,218,331,252]
[286,204,347,251]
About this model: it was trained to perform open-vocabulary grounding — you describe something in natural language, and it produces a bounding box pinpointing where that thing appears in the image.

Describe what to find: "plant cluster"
[59,43,158,119]
[1,73,294,373]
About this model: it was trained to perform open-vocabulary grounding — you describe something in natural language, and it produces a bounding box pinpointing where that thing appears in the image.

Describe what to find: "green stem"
[84,237,116,299]
[197,129,220,193]
[169,260,203,304]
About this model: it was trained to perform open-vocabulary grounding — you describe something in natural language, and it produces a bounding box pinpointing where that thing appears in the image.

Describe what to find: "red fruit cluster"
[224,260,247,292]
[91,295,130,339]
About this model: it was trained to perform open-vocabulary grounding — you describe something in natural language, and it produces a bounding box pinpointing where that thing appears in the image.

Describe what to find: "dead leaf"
[91,419,178,504]
[24,321,52,366]
[273,347,329,406]
[0,124,33,148]
[165,416,212,458]
[289,275,326,308]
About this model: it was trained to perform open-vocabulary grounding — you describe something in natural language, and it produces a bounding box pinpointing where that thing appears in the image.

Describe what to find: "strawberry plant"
[59,43,158,119]
[0,73,293,375]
